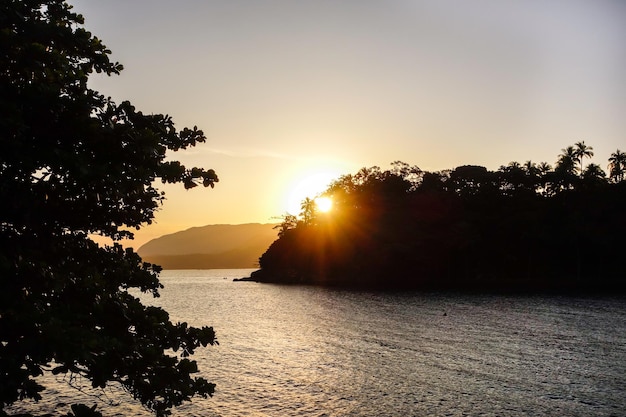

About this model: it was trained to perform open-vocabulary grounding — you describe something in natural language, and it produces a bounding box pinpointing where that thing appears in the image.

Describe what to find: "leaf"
[52,365,68,375]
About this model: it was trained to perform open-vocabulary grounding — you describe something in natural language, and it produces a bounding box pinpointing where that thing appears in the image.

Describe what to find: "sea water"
[8,269,626,416]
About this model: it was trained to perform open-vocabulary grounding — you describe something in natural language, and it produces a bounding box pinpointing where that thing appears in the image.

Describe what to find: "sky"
[69,0,626,248]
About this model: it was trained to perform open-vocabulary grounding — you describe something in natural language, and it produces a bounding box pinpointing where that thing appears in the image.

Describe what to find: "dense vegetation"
[1,1,218,416]
[254,144,626,292]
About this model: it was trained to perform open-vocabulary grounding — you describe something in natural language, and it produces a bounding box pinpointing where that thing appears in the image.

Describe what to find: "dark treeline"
[252,144,626,292]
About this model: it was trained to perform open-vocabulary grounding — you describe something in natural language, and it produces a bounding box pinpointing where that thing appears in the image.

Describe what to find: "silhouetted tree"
[300,197,317,226]
[574,140,594,176]
[1,2,218,416]
[534,162,553,196]
[608,150,626,183]
[523,160,539,176]
[256,147,626,292]
[557,146,578,174]
[391,161,423,190]
[273,213,298,237]
[420,171,447,192]
[446,165,495,196]
[582,163,606,186]
[537,162,552,175]
[550,146,579,193]
[498,162,529,195]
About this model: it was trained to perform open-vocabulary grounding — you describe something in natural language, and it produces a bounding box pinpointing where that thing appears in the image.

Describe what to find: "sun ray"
[315,196,333,212]
[286,172,338,215]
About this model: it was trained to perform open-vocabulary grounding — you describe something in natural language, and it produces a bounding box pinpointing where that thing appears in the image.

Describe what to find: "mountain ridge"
[137,223,278,269]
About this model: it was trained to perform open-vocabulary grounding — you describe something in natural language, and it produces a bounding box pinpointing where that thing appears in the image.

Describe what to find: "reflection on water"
[9,269,626,416]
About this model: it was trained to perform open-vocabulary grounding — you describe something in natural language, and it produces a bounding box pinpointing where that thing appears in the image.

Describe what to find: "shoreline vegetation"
[249,144,626,293]
[2,2,219,416]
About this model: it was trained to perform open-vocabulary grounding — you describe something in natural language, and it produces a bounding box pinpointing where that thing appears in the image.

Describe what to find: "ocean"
[8,269,626,416]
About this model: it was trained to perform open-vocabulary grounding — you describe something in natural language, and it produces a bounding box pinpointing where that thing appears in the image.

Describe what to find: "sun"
[315,196,333,213]
[286,171,339,215]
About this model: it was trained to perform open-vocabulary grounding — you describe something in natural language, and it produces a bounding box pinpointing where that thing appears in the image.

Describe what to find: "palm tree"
[523,160,541,191]
[273,213,298,237]
[553,146,578,193]
[300,197,316,226]
[498,161,526,194]
[536,161,552,196]
[608,149,626,183]
[582,163,607,188]
[574,141,594,176]
[537,162,552,175]
[556,146,577,175]
[523,161,538,175]
[583,163,606,181]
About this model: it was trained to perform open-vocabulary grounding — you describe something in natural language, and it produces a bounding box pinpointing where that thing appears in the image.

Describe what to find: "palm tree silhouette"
[536,162,552,196]
[537,162,552,175]
[581,163,606,187]
[574,141,594,177]
[523,161,538,175]
[552,146,578,193]
[300,197,316,226]
[608,149,626,183]
[557,146,577,175]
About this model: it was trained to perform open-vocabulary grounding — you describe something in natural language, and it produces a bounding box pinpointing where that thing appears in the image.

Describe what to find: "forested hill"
[138,223,278,269]
[252,146,626,292]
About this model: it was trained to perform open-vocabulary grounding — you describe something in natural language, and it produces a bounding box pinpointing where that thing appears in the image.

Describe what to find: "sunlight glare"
[315,196,333,213]
[286,172,338,215]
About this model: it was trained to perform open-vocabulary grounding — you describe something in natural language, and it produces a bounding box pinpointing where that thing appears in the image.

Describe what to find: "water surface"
[10,269,626,416]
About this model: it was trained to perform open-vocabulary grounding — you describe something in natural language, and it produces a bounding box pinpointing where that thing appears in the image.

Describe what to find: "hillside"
[253,160,626,292]
[137,223,278,269]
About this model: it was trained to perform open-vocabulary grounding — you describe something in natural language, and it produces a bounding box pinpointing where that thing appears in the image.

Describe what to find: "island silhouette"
[249,145,626,293]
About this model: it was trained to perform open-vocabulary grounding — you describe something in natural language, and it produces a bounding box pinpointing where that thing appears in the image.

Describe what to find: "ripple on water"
[7,270,626,417]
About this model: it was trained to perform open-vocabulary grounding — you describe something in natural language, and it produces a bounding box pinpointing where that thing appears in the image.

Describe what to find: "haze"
[69,0,626,247]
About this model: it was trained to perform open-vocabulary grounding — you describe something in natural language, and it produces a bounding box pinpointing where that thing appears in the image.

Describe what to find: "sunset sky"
[70,0,626,247]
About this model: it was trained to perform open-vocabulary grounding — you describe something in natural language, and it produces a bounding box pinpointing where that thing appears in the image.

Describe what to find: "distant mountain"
[137,223,278,269]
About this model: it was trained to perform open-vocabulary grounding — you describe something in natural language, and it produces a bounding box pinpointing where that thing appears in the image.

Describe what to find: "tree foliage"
[255,144,626,292]
[608,150,626,183]
[1,1,218,416]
